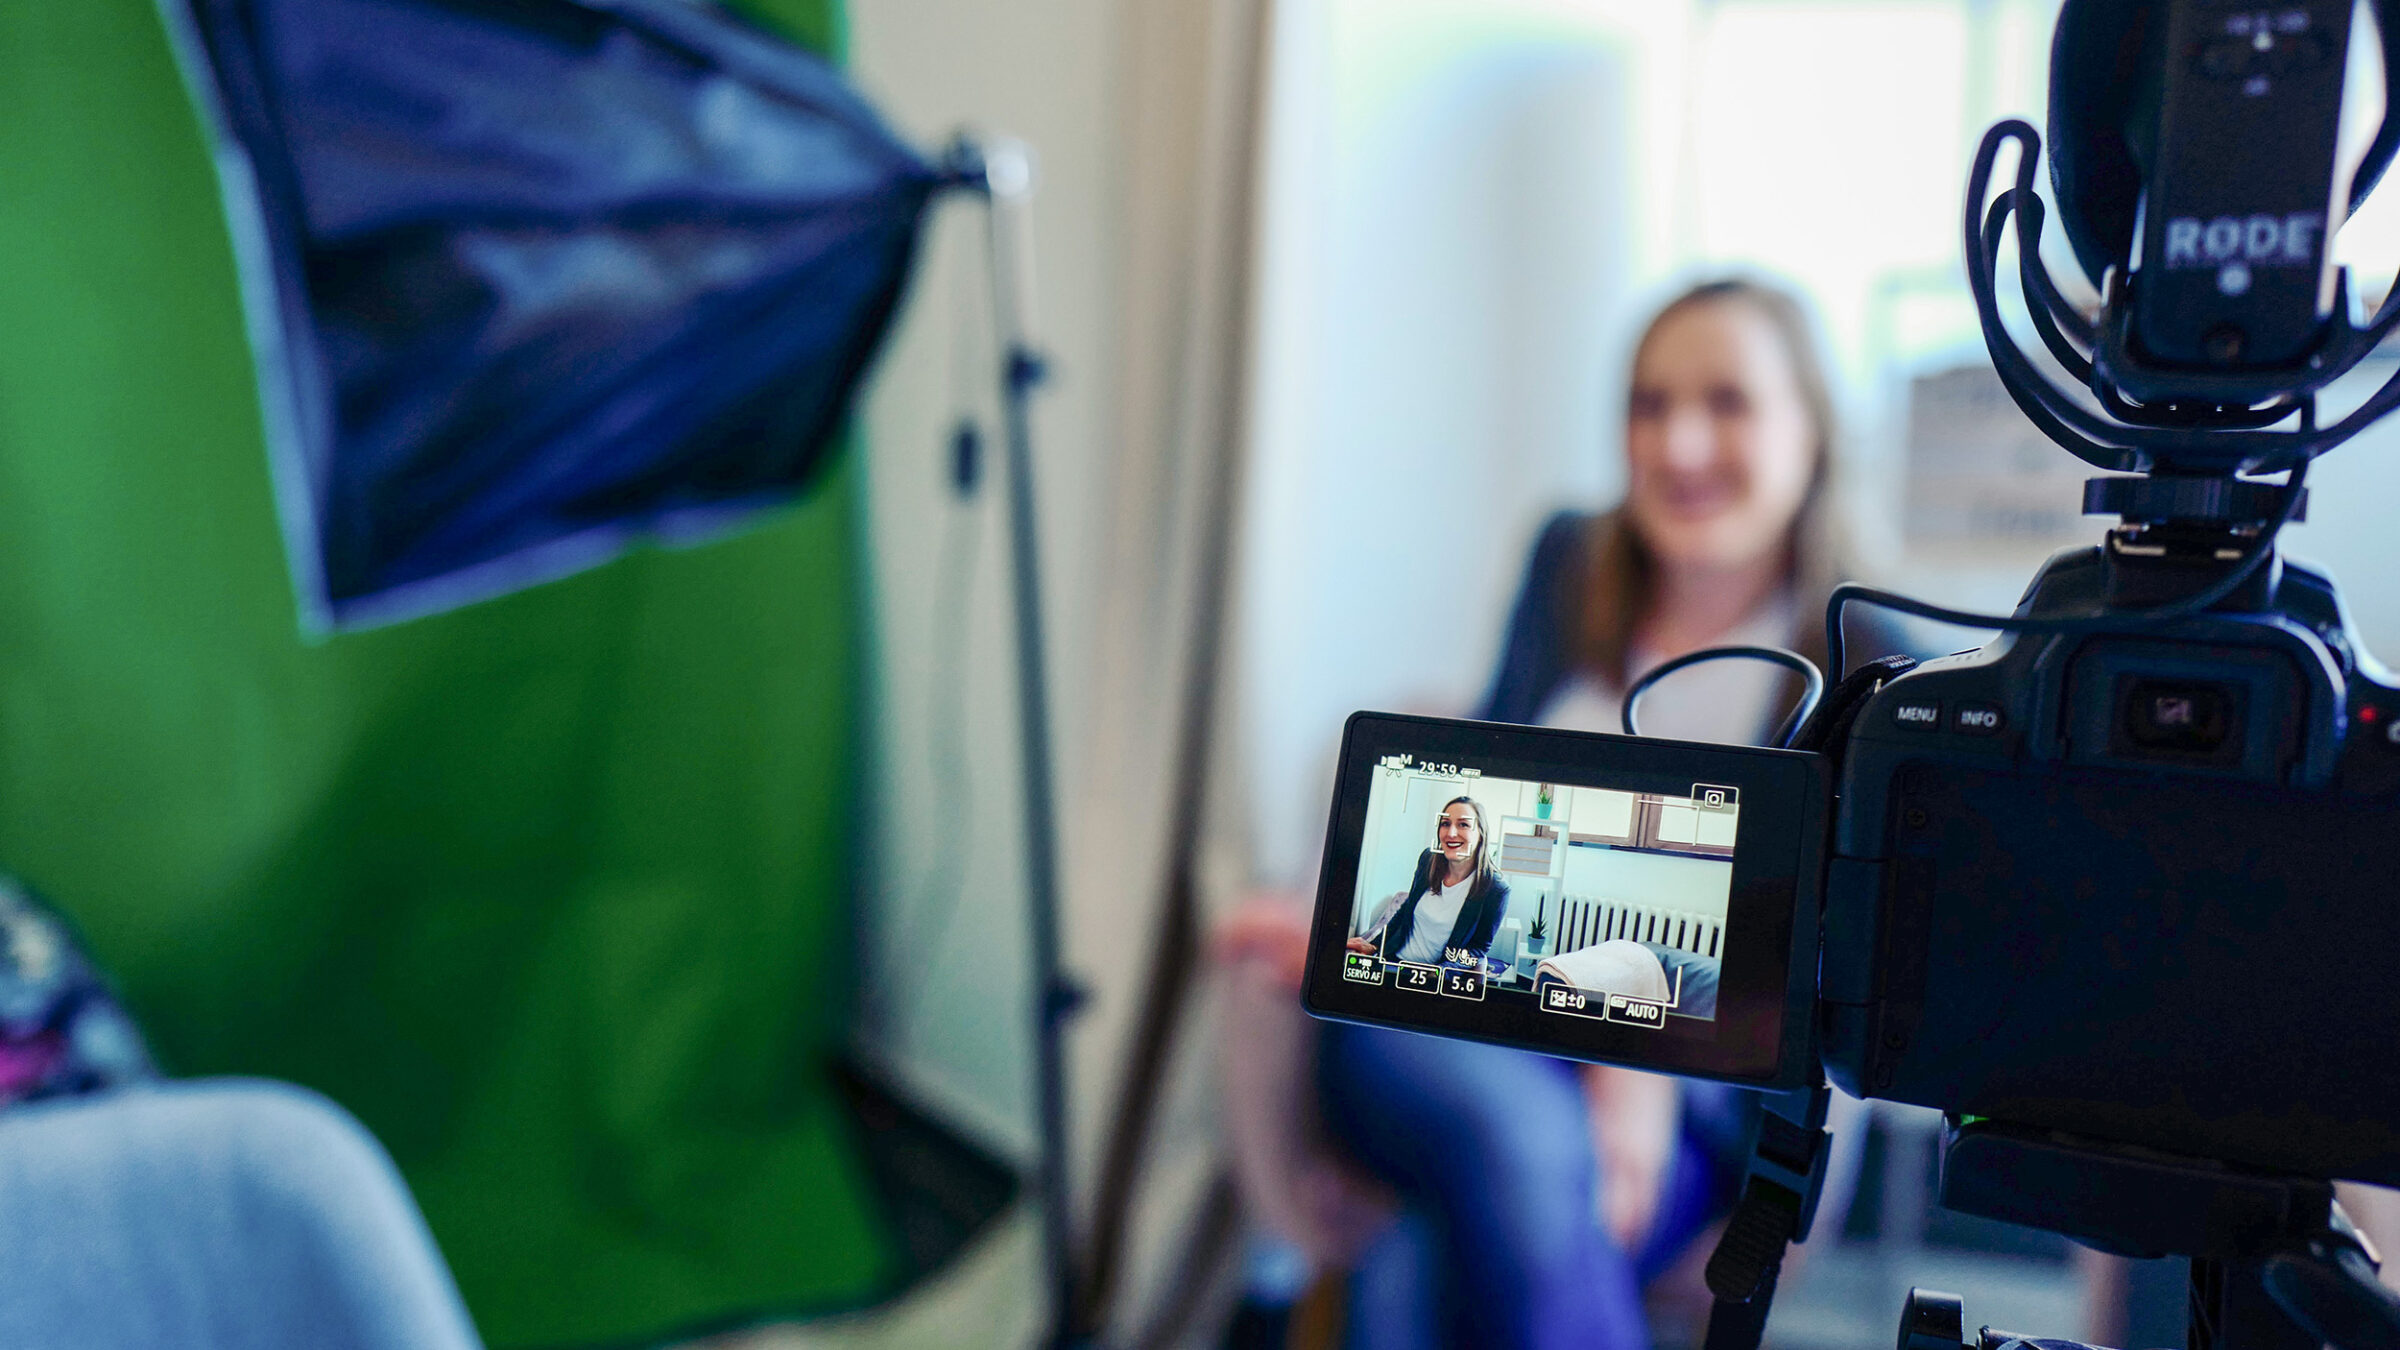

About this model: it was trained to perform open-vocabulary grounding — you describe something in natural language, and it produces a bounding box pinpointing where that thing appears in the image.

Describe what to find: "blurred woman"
[1482,276,1853,739]
[1219,277,1878,1350]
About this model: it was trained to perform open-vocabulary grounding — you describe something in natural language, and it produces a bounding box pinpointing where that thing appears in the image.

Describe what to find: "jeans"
[0,1079,481,1350]
[1318,1023,1742,1350]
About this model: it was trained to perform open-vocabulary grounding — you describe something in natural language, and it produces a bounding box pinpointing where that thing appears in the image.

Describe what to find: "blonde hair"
[1573,278,1856,683]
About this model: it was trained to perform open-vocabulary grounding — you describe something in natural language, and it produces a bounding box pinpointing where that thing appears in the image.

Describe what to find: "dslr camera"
[1303,1,2400,1345]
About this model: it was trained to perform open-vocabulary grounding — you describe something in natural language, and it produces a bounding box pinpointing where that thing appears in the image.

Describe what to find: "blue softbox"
[161,0,945,628]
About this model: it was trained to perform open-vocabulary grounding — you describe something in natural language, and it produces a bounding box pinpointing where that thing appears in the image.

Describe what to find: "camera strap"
[1700,1081,1833,1350]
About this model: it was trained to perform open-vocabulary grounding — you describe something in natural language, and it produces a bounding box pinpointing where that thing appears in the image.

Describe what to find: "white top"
[1394,875,1473,965]
[1537,591,1799,745]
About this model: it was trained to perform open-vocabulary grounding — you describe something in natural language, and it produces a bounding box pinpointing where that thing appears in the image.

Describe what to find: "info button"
[1952,701,2007,736]
[1889,699,1943,732]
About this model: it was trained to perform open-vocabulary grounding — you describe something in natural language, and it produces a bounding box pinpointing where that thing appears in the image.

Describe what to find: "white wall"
[1244,0,1673,891]
[1559,845,1731,922]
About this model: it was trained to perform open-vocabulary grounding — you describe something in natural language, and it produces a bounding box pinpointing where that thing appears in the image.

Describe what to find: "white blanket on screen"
[1534,939,1669,1002]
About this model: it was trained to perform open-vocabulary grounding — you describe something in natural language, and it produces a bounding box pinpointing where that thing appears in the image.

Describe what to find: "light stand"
[950,134,1087,1350]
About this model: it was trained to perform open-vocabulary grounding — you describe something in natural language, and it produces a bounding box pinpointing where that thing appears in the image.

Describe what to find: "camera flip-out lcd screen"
[1303,713,1828,1086]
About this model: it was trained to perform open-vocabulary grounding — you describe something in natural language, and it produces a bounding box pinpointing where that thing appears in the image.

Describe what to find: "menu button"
[1891,700,1942,731]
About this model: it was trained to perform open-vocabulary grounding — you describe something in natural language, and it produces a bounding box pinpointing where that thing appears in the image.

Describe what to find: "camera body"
[1302,541,2400,1191]
[1825,540,2400,1186]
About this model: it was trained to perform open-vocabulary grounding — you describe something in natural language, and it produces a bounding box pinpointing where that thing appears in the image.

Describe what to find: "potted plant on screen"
[1526,893,1549,956]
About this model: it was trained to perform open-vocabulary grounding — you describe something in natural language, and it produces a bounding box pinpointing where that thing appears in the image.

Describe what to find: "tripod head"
[1902,1120,2400,1350]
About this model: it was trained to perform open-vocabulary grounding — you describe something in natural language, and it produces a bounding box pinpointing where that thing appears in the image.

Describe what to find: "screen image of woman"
[1344,797,1509,965]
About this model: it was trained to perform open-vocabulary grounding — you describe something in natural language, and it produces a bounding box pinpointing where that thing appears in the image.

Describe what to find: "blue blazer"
[1474,512,1600,725]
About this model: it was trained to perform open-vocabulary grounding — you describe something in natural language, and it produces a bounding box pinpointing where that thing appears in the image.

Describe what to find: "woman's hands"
[1216,892,1396,1267]
[1343,936,1376,955]
[1582,1063,1680,1248]
[1217,899,1316,988]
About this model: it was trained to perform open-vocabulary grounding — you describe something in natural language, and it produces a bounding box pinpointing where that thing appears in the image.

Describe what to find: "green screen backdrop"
[0,1,897,1344]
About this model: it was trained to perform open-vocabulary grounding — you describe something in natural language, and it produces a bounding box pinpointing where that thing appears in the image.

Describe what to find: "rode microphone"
[2036,0,2400,463]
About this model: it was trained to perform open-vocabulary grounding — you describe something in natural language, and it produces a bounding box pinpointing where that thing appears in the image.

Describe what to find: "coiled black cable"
[1620,644,1826,749]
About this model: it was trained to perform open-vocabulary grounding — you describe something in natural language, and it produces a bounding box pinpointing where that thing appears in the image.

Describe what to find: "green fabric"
[0,2,896,1345]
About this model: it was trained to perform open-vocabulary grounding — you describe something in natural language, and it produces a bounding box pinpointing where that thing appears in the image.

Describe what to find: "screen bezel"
[1301,712,1828,1088]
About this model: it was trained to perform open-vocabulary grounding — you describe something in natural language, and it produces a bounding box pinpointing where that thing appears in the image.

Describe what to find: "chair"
[0,1079,481,1350]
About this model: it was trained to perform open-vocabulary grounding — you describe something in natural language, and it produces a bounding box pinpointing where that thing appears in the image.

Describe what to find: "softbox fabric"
[162,0,942,628]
